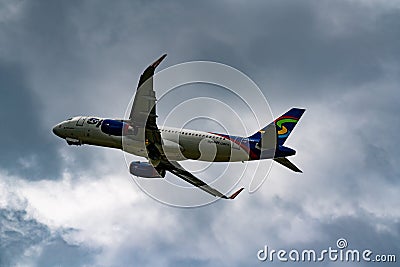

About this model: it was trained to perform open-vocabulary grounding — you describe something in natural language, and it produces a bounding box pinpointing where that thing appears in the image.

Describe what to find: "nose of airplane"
[52,124,63,138]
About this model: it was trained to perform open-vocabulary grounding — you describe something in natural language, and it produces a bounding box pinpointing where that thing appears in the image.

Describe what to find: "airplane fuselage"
[52,116,271,163]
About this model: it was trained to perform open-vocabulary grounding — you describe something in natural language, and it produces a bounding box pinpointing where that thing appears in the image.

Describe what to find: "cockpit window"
[67,117,73,121]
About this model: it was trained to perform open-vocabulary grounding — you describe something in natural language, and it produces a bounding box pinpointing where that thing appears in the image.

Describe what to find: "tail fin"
[274,108,305,146]
[248,108,305,146]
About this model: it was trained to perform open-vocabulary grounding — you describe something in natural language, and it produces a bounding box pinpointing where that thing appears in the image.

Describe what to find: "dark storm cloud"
[133,0,400,102]
[208,0,400,103]
[245,1,400,82]
[0,0,99,179]
[0,61,61,179]
[0,0,129,178]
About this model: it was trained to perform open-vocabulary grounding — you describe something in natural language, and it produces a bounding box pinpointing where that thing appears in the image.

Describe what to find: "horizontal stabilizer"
[274,157,302,173]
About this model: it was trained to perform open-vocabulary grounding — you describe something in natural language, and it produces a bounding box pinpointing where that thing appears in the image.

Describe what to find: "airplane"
[53,54,305,200]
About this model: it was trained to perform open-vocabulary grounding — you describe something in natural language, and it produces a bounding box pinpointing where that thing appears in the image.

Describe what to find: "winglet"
[229,187,245,199]
[151,54,167,68]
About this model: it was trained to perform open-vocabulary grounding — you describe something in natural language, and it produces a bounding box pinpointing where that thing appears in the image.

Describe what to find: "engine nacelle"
[129,161,165,178]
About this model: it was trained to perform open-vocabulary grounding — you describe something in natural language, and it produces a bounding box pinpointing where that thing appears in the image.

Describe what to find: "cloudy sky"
[1,0,400,266]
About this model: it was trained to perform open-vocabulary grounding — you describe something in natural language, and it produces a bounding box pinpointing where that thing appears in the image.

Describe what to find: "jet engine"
[129,161,165,178]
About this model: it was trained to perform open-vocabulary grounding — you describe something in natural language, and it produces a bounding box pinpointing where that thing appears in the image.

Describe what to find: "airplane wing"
[128,54,244,199]
[128,54,167,158]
